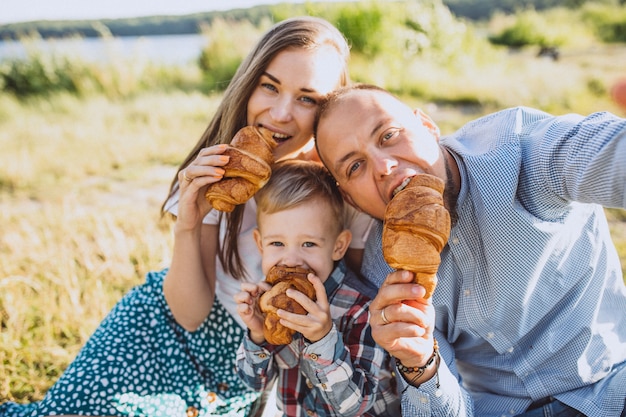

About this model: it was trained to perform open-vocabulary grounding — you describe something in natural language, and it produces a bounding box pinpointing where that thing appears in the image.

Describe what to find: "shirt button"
[321,383,327,389]
[420,397,429,404]
[306,410,315,416]
[186,407,199,417]
[309,353,318,361]
[452,237,460,244]
[258,353,268,359]
[507,347,514,353]
[435,389,442,397]
[487,332,495,339]
[206,392,217,403]
[464,289,471,296]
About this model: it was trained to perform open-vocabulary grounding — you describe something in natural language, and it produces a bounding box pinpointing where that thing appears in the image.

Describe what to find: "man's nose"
[374,156,397,177]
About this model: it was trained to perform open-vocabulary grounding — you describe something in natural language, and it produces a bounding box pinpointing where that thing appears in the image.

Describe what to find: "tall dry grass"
[0,91,221,401]
[1,41,626,404]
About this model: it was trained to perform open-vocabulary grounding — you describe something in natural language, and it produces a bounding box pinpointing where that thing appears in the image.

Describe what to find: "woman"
[1,16,370,417]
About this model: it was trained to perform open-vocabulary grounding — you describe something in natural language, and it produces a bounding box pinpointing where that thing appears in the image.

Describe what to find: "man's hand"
[369,270,436,368]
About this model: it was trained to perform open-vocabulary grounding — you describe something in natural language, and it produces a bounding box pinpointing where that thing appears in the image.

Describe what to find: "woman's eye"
[299,96,317,105]
[261,83,278,93]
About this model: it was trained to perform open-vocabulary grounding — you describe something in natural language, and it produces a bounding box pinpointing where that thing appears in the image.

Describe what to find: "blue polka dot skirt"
[0,269,260,417]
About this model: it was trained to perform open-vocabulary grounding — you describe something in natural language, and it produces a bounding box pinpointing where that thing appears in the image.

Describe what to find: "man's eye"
[347,160,362,177]
[382,128,399,142]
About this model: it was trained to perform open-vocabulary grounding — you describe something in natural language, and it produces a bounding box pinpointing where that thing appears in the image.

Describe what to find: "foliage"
[581,2,626,42]
[197,18,266,92]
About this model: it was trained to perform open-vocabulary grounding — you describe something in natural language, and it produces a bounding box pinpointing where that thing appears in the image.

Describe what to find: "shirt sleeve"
[528,109,626,208]
[236,333,278,392]
[400,330,474,416]
[162,186,219,225]
[300,309,383,417]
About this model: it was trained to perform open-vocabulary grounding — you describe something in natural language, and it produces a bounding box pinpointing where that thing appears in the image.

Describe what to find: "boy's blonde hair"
[255,160,347,235]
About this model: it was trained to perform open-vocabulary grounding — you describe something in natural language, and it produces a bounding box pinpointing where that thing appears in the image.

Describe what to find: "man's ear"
[252,228,263,254]
[414,108,440,140]
[332,229,352,261]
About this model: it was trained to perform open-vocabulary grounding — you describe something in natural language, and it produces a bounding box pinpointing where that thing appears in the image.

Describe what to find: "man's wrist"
[396,339,441,389]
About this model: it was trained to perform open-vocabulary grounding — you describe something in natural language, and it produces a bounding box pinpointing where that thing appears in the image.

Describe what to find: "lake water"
[0,33,209,65]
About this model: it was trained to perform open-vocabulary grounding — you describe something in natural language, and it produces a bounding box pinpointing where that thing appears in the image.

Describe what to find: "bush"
[197,18,264,92]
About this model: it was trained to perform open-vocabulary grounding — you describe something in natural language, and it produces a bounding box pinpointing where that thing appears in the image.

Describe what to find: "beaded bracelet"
[396,339,440,389]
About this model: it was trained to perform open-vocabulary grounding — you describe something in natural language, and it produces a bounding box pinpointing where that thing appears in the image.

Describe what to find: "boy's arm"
[236,332,278,392]
[300,302,383,417]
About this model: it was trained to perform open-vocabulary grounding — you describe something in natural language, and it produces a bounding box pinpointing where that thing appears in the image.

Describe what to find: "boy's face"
[316,89,445,220]
[254,200,351,283]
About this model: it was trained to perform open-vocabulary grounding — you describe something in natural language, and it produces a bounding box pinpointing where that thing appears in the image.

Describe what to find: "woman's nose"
[269,98,293,123]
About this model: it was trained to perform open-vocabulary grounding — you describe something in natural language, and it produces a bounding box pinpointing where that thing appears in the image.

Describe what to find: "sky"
[1,0,339,25]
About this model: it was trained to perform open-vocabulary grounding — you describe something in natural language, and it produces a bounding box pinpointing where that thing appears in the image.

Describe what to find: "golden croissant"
[204,126,277,212]
[382,174,451,299]
[259,266,316,345]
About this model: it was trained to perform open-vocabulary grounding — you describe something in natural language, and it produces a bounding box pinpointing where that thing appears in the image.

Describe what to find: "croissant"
[382,174,451,299]
[204,126,277,212]
[259,266,316,345]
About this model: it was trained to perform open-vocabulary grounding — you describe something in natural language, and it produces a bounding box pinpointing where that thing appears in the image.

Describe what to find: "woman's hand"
[277,273,332,343]
[175,144,230,231]
[235,281,271,345]
[369,270,436,368]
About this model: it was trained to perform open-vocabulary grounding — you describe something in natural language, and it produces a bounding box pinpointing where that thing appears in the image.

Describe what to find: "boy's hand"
[277,273,332,343]
[235,281,271,345]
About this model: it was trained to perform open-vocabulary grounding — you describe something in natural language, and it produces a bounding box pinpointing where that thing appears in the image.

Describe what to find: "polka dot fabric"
[0,269,260,417]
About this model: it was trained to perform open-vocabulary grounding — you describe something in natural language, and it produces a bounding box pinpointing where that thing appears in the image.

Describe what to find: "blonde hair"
[162,17,350,279]
[255,160,347,235]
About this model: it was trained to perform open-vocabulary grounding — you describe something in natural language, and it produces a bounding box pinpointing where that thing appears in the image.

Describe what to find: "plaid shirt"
[236,261,400,417]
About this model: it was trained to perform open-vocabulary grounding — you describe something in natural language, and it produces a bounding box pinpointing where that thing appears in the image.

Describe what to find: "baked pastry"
[204,126,277,212]
[382,174,451,299]
[259,266,316,345]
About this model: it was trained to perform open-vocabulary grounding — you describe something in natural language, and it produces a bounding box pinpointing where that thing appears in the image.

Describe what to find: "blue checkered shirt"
[236,261,400,417]
[361,107,626,417]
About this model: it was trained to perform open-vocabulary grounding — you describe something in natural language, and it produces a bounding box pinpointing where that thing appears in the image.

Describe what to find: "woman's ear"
[252,228,263,254]
[414,108,440,140]
[332,229,352,261]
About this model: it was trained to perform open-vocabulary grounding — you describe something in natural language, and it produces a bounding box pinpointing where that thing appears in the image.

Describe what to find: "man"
[313,83,626,417]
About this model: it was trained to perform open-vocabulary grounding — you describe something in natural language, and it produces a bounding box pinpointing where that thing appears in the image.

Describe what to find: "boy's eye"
[269,241,284,247]
[303,242,316,248]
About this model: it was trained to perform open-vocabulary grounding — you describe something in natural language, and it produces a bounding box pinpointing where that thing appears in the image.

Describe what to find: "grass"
[1,42,626,404]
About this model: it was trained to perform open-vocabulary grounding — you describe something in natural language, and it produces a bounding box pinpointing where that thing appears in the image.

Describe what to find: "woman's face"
[247,46,345,161]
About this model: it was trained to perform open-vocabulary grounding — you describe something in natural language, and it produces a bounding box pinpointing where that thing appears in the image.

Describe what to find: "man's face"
[316,89,445,220]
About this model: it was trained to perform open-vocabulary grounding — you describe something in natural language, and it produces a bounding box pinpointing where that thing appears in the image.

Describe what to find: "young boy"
[234,160,399,417]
